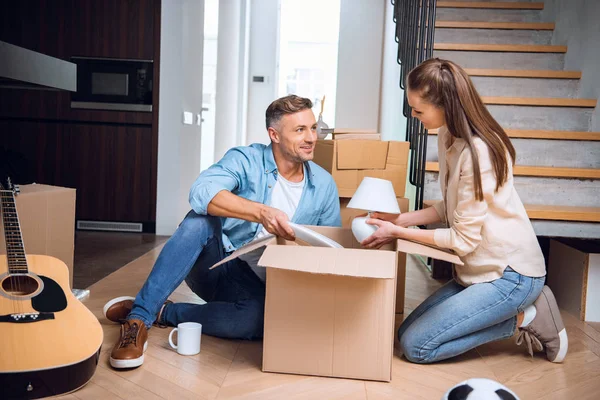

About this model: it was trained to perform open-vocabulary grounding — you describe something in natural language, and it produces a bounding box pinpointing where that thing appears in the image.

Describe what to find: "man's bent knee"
[179,211,219,231]
[178,212,221,240]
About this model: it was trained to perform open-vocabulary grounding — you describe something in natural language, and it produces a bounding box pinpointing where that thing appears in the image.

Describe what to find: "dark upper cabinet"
[0,0,155,60]
[69,0,155,60]
[0,1,70,58]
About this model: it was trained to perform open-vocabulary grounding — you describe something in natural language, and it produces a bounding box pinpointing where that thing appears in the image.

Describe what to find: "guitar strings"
[1,190,15,315]
[1,188,25,315]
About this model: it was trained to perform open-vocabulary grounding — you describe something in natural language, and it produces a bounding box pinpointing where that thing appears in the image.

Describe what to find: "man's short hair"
[265,95,313,130]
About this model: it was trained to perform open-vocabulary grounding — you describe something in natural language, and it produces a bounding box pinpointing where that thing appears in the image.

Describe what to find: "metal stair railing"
[392,0,437,211]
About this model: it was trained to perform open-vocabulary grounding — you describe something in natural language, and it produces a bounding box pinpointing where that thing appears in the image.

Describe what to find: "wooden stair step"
[524,205,600,223]
[425,162,600,179]
[423,200,600,222]
[436,21,555,30]
[481,97,597,107]
[428,128,600,141]
[434,43,567,53]
[464,69,581,79]
[437,2,544,10]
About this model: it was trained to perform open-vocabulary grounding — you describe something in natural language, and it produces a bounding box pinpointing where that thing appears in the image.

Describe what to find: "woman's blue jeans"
[398,267,545,363]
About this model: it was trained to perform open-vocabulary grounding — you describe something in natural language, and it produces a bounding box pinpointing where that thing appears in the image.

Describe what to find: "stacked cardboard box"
[313,139,410,198]
[331,128,381,141]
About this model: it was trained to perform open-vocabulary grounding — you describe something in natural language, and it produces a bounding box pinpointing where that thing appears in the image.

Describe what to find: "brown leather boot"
[110,319,148,369]
[103,296,172,327]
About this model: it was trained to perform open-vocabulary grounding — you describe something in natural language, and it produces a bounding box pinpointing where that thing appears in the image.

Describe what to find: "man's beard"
[284,147,312,163]
[295,151,313,163]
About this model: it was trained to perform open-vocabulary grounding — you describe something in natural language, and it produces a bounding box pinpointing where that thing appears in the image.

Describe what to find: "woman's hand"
[360,218,403,249]
[369,211,399,224]
[370,211,413,228]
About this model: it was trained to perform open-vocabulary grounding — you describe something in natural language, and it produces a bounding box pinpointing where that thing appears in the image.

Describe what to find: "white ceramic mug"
[169,322,202,355]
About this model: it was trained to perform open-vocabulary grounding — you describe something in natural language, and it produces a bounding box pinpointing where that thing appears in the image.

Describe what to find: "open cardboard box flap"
[209,234,277,270]
[396,238,463,266]
[210,225,463,271]
[257,245,396,279]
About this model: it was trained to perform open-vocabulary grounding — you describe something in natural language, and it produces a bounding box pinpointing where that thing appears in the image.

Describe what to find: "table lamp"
[346,177,400,243]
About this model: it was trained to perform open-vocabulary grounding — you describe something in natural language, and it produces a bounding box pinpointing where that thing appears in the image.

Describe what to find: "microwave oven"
[71,56,153,112]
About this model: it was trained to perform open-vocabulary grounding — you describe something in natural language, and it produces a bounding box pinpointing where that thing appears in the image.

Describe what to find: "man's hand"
[259,205,295,241]
[360,218,402,249]
[207,191,296,240]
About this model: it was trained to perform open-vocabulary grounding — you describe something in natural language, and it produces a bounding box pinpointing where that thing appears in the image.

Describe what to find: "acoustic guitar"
[0,180,103,399]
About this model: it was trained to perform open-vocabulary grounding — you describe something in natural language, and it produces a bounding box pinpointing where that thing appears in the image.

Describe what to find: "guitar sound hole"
[2,275,39,296]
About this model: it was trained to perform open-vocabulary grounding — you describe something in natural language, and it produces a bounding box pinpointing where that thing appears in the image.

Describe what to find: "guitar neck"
[0,189,28,274]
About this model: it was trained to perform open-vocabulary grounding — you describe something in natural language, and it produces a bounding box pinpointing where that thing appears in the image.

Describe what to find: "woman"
[363,58,568,364]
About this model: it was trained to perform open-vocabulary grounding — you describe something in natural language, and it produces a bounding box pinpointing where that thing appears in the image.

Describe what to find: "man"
[103,95,341,369]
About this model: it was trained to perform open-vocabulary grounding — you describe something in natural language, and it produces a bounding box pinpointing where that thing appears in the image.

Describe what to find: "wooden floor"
[73,231,169,289]
[64,245,600,400]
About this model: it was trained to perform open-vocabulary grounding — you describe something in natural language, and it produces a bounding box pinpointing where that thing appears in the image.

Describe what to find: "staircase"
[423,0,600,238]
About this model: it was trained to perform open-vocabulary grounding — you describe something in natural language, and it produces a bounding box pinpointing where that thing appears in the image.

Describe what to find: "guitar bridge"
[0,312,55,323]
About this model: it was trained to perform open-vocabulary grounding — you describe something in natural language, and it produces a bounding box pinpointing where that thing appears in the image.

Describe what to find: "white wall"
[156,0,205,235]
[379,0,407,142]
[543,0,600,131]
[245,0,279,146]
[213,0,242,161]
[334,0,385,131]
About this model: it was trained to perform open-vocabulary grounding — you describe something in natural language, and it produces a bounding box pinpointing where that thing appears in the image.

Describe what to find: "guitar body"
[0,254,103,399]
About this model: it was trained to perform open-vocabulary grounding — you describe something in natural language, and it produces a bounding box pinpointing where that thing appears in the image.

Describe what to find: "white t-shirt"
[238,169,305,282]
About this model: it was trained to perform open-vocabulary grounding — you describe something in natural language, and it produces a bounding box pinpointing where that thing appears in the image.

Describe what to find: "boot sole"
[552,328,568,363]
[103,296,136,323]
[110,341,148,369]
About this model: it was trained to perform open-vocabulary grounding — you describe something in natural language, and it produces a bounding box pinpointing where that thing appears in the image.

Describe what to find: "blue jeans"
[398,267,545,363]
[128,211,266,340]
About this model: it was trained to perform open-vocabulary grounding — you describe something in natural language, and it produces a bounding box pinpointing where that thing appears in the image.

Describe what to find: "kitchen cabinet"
[0,120,155,226]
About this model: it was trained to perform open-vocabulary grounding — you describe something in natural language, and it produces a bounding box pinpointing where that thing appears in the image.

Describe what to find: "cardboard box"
[0,184,76,286]
[313,140,410,198]
[211,226,462,382]
[548,239,600,322]
[332,133,381,140]
[331,129,380,141]
[339,197,410,314]
[334,128,377,134]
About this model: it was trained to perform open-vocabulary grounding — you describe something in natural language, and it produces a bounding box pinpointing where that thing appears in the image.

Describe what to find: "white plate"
[288,223,343,248]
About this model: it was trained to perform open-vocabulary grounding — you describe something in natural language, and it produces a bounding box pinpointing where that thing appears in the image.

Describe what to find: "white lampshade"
[347,177,400,213]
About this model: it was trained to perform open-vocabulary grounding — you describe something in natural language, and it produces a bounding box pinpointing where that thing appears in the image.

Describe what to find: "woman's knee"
[399,329,434,364]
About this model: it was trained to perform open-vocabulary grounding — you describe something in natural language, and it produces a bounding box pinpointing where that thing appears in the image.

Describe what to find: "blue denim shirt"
[189,143,341,252]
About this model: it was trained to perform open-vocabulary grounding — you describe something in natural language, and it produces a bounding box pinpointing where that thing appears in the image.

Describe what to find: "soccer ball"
[442,378,520,400]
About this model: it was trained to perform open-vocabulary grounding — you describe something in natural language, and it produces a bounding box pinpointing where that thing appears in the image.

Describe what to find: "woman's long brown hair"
[407,58,516,201]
